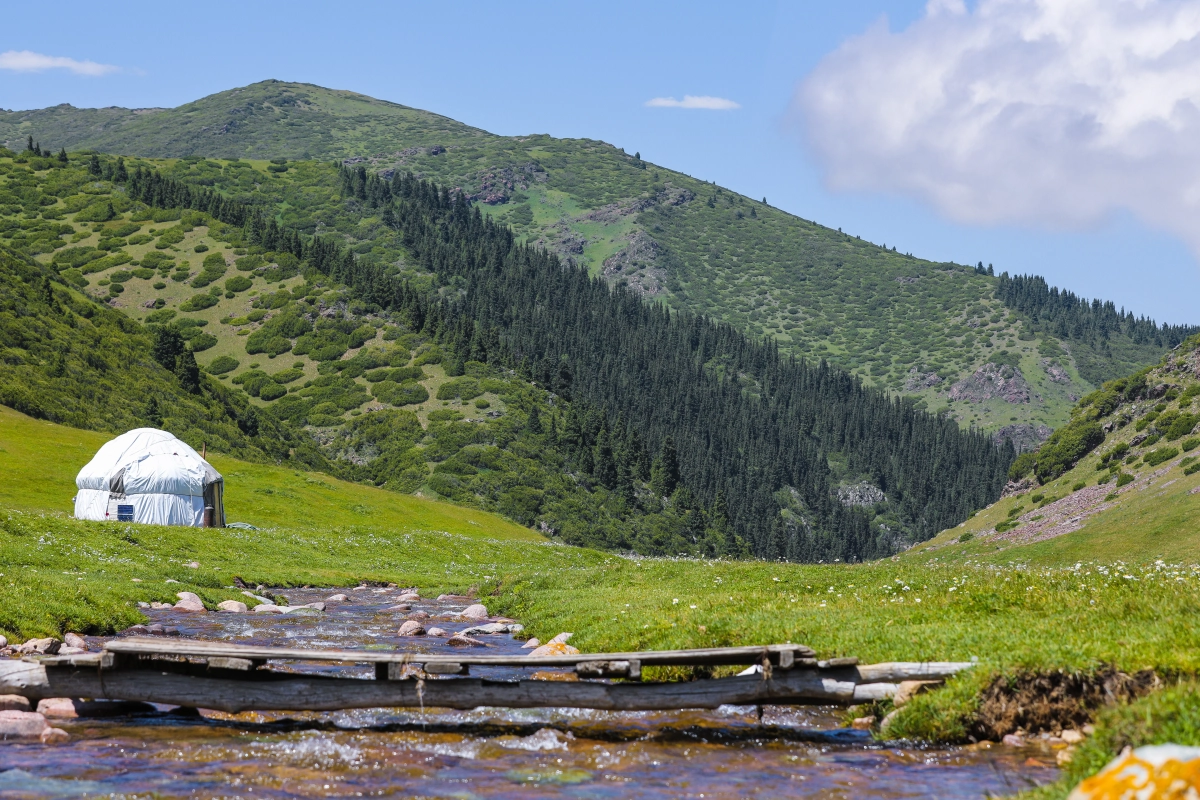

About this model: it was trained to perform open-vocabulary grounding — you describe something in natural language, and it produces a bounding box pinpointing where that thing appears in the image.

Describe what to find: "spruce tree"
[593,426,617,489]
[152,327,186,371]
[649,436,679,497]
[57,148,68,164]
[174,347,201,394]
[526,403,543,434]
[144,396,164,427]
[114,157,127,183]
[26,135,33,153]
[87,155,101,176]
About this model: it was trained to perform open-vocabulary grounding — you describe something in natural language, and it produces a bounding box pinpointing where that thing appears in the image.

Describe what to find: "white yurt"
[74,428,225,527]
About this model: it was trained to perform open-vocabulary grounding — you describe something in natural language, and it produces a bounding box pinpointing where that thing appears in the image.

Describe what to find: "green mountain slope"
[912,334,1200,565]
[4,81,1193,439]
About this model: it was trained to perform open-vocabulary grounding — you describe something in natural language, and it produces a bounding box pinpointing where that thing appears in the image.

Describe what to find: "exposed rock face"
[1001,476,1037,498]
[602,230,665,296]
[994,423,1053,453]
[948,363,1031,404]
[903,367,942,392]
[1042,359,1071,384]
[836,482,885,506]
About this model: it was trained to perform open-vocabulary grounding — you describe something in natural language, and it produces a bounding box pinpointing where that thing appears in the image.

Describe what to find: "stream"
[0,588,1059,798]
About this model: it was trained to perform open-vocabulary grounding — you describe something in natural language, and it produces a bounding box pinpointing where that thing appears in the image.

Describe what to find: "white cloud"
[646,95,740,110]
[796,0,1200,258]
[0,50,119,76]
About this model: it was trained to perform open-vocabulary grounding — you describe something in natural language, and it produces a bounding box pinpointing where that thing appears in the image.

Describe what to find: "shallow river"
[1,588,1058,798]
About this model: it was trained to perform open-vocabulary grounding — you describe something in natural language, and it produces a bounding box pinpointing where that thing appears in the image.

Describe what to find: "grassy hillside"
[4,81,1191,436]
[911,335,1200,566]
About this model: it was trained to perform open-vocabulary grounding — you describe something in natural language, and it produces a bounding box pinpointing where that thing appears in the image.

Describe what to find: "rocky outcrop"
[903,367,942,392]
[602,230,665,296]
[994,423,1053,452]
[1042,360,1071,384]
[948,363,1031,404]
[836,482,885,506]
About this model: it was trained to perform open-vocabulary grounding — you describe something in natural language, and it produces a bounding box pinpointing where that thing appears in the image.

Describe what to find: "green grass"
[3,81,1184,434]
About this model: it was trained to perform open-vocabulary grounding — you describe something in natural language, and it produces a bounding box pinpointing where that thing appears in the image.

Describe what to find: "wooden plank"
[103,638,816,668]
[854,662,974,682]
[2,660,859,712]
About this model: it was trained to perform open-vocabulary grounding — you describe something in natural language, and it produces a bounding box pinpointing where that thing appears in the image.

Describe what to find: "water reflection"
[0,587,1057,798]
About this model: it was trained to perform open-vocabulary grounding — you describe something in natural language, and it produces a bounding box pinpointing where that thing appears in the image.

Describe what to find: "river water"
[1,588,1058,798]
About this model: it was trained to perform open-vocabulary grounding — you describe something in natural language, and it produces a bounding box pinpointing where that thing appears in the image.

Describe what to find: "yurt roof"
[76,428,221,497]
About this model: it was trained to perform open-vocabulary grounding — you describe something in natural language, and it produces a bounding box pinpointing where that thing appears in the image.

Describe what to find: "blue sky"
[4,0,1198,324]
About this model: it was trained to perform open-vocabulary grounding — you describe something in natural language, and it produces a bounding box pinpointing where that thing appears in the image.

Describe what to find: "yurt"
[74,428,225,527]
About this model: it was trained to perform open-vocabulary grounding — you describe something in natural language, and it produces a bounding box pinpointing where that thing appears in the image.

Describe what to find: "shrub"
[1006,451,1036,481]
[145,308,176,324]
[1116,472,1135,487]
[132,268,154,280]
[1186,462,1200,476]
[179,293,218,312]
[995,519,1018,533]
[436,377,482,401]
[207,355,239,374]
[194,244,208,253]
[957,531,974,543]
[152,281,166,290]
[1072,481,1085,491]
[225,276,252,292]
[1141,434,1161,448]
[1143,446,1179,467]
[259,382,287,401]
[1030,493,1045,504]
[1167,413,1199,440]
[1033,419,1106,482]
[270,368,304,385]
[189,333,218,352]
[372,380,429,406]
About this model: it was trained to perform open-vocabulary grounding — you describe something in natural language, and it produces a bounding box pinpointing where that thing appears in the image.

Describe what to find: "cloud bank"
[797,0,1200,257]
[646,95,740,110]
[0,50,119,76]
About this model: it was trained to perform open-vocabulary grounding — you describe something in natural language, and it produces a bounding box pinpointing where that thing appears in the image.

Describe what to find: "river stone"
[527,641,580,657]
[397,593,420,602]
[1061,729,1085,744]
[37,698,78,719]
[893,679,943,707]
[447,634,488,647]
[302,602,326,612]
[176,591,202,603]
[0,695,30,712]
[405,610,430,621]
[460,604,488,620]
[427,627,449,637]
[521,638,541,649]
[547,632,573,645]
[0,635,6,648]
[253,604,283,614]
[459,623,511,636]
[398,621,425,636]
[437,594,472,602]
[41,727,70,744]
[173,599,205,612]
[63,633,88,650]
[326,593,350,603]
[57,646,87,655]
[150,602,173,610]
[123,624,149,635]
[384,604,412,612]
[217,600,248,613]
[0,710,49,741]
[1003,734,1025,747]
[284,607,322,616]
[18,638,60,655]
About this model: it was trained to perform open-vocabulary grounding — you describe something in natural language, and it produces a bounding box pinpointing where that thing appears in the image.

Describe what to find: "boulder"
[150,602,173,610]
[520,638,541,649]
[17,638,60,655]
[1003,734,1025,747]
[176,591,202,603]
[302,602,326,612]
[437,594,472,602]
[460,604,488,620]
[528,641,580,657]
[1067,744,1200,800]
[459,623,513,636]
[851,715,876,730]
[446,634,488,647]
[41,727,70,744]
[217,600,248,613]
[427,627,450,637]
[37,698,78,719]
[398,621,425,636]
[0,695,31,712]
[0,710,50,742]
[63,633,88,650]
[397,593,420,603]
[173,599,205,612]
[326,593,350,603]
[405,610,430,621]
[383,604,412,612]
[253,604,283,614]
[547,632,573,645]
[0,635,6,648]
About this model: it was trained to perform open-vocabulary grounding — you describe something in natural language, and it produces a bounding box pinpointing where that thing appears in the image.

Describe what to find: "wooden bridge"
[0,638,973,714]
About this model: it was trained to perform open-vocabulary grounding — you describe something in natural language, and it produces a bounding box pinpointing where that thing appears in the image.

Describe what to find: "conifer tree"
[25,135,33,153]
[526,403,543,434]
[87,154,101,176]
[152,327,186,371]
[114,157,127,183]
[649,436,679,497]
[174,347,201,394]
[593,426,617,489]
[144,396,164,427]
[57,148,68,164]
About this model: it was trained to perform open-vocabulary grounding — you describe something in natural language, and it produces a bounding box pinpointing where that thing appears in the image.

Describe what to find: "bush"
[225,276,252,292]
[372,380,429,406]
[1183,437,1200,452]
[995,519,1018,532]
[1007,451,1036,481]
[1116,472,1135,487]
[194,244,208,253]
[436,377,482,401]
[1143,446,1180,467]
[259,382,287,401]
[1167,413,1199,440]
[207,355,239,374]
[957,531,974,543]
[1072,481,1085,491]
[1186,462,1200,476]
[270,368,304,384]
[1033,419,1106,482]
[179,293,219,312]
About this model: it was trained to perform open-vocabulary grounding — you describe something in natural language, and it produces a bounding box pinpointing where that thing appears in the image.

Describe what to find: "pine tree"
[526,403,543,434]
[152,327,186,371]
[649,436,679,497]
[174,347,201,394]
[593,426,617,489]
[87,155,101,176]
[555,356,573,400]
[57,148,68,164]
[25,135,33,153]
[114,157,127,183]
[144,396,164,427]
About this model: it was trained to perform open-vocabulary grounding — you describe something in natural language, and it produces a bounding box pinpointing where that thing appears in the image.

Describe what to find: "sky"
[3,0,1199,324]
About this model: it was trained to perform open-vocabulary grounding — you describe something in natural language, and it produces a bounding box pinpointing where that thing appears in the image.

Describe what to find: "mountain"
[0,146,1011,560]
[912,334,1200,565]
[4,80,1194,441]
